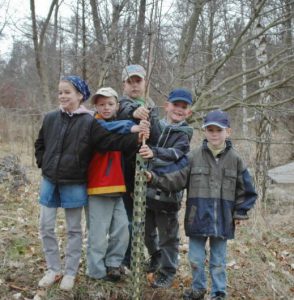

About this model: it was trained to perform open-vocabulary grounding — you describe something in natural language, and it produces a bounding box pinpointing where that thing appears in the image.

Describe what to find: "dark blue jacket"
[151,140,257,239]
[146,119,193,212]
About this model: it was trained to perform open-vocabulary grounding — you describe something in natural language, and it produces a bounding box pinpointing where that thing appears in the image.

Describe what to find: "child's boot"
[211,291,226,299]
[59,275,75,291]
[38,270,62,288]
[147,250,161,273]
[183,288,206,300]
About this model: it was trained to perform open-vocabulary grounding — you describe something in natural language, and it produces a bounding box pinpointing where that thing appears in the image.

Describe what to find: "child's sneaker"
[151,272,173,288]
[119,264,131,275]
[146,251,161,273]
[211,291,226,299]
[183,288,206,299]
[38,270,62,288]
[59,275,75,291]
[106,267,121,281]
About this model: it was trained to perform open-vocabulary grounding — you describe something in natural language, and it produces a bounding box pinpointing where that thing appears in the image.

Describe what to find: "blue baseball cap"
[168,88,192,105]
[202,110,230,128]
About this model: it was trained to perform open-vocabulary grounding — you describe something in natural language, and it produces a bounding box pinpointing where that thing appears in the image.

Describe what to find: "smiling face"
[165,100,191,124]
[204,125,231,148]
[123,75,146,99]
[94,96,119,120]
[58,80,83,112]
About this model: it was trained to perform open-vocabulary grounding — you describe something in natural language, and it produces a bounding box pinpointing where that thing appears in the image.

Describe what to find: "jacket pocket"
[190,166,210,188]
[223,169,237,190]
[222,169,237,201]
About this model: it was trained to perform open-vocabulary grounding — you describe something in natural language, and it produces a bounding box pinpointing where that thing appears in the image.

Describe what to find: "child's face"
[123,76,146,99]
[94,96,119,120]
[204,125,231,147]
[58,81,83,112]
[165,100,191,124]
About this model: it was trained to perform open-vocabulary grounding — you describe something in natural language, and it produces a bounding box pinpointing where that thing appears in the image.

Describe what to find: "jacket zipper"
[55,114,70,181]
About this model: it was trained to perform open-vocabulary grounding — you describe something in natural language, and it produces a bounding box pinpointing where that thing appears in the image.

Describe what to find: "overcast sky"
[0,0,175,60]
[0,0,73,59]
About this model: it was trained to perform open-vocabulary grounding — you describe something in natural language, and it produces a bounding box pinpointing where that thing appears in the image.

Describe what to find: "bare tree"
[90,0,104,45]
[253,0,273,202]
[132,0,146,63]
[176,0,207,86]
[30,0,59,110]
[96,0,129,87]
[0,0,9,36]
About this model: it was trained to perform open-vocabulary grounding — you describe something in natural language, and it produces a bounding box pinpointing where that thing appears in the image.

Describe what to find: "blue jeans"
[39,205,83,276]
[189,236,227,297]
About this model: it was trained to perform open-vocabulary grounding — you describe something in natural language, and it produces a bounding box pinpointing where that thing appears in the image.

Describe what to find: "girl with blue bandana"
[35,76,143,291]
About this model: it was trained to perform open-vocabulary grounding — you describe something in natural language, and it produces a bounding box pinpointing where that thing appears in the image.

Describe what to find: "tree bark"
[82,0,87,80]
[30,0,58,110]
[97,0,128,87]
[176,0,206,86]
[253,0,272,203]
[132,0,146,64]
[90,0,104,45]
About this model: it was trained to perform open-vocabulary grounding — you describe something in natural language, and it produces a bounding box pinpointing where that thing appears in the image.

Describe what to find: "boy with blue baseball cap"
[143,109,257,298]
[139,87,193,288]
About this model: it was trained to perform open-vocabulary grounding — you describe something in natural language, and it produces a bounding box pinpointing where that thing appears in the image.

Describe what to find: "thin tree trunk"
[82,0,87,79]
[97,0,128,87]
[30,0,58,110]
[90,0,104,44]
[241,1,248,136]
[253,0,272,203]
[204,1,215,84]
[176,0,206,86]
[132,0,146,63]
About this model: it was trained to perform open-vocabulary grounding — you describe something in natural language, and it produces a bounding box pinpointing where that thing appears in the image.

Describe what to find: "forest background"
[0,0,293,299]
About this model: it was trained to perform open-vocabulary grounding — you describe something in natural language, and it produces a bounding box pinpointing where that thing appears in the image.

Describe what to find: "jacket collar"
[203,139,232,155]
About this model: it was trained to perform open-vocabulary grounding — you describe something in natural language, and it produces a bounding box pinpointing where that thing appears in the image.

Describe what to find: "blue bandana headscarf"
[61,75,91,101]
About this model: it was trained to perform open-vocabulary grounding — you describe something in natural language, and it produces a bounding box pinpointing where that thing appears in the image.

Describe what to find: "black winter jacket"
[35,109,138,184]
[146,119,193,212]
[116,96,159,194]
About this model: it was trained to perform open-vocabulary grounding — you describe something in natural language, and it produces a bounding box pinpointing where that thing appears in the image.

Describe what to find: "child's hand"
[133,107,149,120]
[144,170,152,182]
[139,144,154,159]
[133,120,150,132]
[138,120,150,131]
[131,125,140,133]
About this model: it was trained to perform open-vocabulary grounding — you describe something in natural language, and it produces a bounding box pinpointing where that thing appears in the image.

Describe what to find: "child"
[139,88,193,288]
[35,76,143,291]
[143,110,257,299]
[86,87,149,281]
[116,64,158,269]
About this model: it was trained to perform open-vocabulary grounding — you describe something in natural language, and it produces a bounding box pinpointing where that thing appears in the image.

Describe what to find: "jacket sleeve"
[150,154,191,193]
[233,158,258,219]
[116,98,141,121]
[150,133,190,162]
[90,119,139,152]
[97,119,135,134]
[34,122,45,168]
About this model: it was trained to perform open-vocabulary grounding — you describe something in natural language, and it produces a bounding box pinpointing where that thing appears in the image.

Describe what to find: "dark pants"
[145,207,180,277]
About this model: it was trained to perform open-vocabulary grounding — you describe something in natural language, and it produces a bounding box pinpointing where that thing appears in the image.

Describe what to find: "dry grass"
[0,146,293,300]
